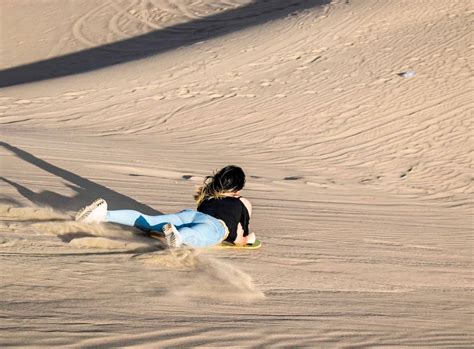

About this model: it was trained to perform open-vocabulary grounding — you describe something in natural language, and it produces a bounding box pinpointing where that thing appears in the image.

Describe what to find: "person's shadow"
[0,141,161,215]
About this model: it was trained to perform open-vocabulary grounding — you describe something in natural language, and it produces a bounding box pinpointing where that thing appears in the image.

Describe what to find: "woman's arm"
[233,197,256,245]
[239,197,252,217]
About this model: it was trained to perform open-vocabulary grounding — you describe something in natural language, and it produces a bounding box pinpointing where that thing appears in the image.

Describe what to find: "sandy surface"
[1,0,472,347]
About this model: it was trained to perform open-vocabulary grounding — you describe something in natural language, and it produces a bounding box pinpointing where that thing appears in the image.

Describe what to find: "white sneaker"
[162,223,182,248]
[75,198,108,224]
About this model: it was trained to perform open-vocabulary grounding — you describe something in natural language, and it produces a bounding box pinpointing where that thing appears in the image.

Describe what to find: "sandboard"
[214,240,262,250]
[147,232,262,250]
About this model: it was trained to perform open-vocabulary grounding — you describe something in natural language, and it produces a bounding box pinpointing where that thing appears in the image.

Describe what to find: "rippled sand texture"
[1,0,472,347]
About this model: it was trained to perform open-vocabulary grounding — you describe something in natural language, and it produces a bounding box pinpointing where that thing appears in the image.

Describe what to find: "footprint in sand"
[208,93,224,99]
[61,91,93,99]
[15,99,32,105]
[284,176,303,181]
[400,166,414,179]
[177,88,195,99]
[359,176,382,184]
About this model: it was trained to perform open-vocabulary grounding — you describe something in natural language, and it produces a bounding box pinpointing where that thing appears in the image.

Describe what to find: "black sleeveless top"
[197,197,250,242]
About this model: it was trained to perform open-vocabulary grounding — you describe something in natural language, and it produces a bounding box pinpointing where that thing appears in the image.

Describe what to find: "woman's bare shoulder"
[239,197,252,213]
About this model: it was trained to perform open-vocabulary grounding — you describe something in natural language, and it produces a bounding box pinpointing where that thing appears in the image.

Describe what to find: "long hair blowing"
[194,165,245,206]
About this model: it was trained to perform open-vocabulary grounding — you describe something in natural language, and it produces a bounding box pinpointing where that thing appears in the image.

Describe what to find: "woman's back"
[198,197,250,242]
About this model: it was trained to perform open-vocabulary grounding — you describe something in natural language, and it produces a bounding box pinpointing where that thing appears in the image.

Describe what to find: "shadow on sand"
[0,141,161,215]
[0,0,329,88]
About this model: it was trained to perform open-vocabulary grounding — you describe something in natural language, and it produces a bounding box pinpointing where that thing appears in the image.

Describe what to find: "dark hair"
[194,165,246,205]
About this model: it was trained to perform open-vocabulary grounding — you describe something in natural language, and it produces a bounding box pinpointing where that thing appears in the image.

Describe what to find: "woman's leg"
[174,212,226,247]
[106,209,224,247]
[106,210,186,232]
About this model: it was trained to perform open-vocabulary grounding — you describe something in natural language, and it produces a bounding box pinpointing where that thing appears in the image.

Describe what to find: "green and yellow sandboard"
[147,232,262,250]
[215,240,262,250]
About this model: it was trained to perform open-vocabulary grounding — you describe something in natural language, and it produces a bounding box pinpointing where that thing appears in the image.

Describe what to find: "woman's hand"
[245,232,256,244]
[234,226,256,245]
[234,222,245,245]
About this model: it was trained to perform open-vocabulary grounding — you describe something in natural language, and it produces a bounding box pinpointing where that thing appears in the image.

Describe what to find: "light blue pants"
[106,209,226,247]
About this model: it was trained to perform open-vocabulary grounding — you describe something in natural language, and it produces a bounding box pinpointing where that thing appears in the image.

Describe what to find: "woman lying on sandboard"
[75,165,258,249]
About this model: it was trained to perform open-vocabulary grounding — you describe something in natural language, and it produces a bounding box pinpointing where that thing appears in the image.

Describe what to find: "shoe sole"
[162,223,179,248]
[75,198,106,222]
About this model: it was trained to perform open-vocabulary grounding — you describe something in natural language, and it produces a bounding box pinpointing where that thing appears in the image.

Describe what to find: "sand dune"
[1,0,472,347]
